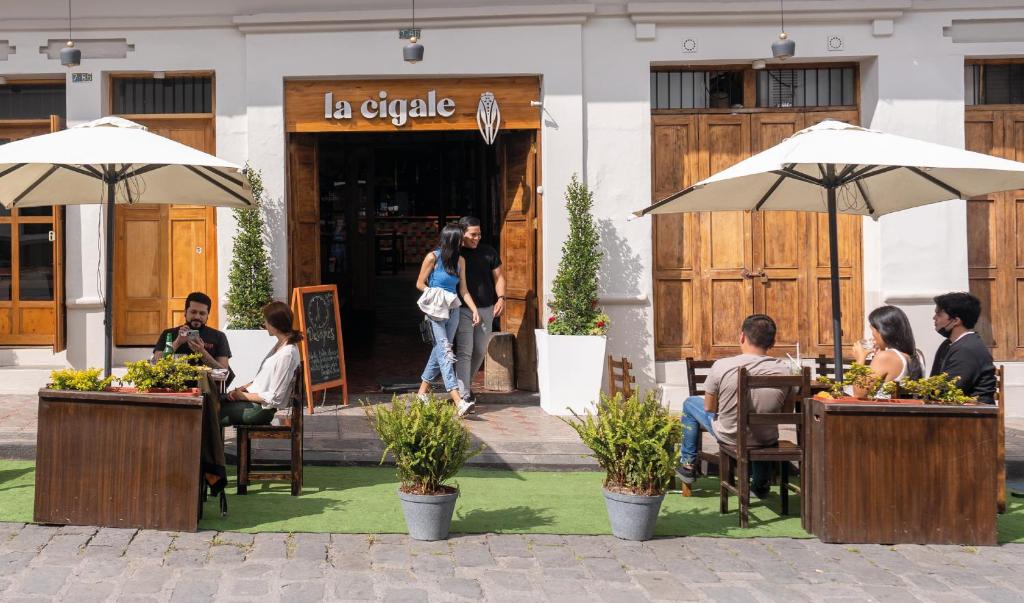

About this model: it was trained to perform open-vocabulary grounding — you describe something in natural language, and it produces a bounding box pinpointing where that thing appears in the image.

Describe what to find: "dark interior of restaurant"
[316,131,501,392]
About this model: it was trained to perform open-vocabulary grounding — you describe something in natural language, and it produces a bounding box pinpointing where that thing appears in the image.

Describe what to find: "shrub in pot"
[365,395,482,540]
[563,391,681,540]
[536,174,608,415]
[815,363,976,405]
[48,368,114,391]
[119,354,206,393]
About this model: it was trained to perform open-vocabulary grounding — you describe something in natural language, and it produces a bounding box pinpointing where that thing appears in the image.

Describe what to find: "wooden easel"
[290,285,349,413]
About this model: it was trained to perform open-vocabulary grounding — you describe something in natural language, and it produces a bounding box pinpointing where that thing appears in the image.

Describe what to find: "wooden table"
[803,397,999,545]
[35,388,204,532]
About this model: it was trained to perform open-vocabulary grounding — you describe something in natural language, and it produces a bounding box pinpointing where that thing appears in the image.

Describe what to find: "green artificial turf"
[2,460,1022,541]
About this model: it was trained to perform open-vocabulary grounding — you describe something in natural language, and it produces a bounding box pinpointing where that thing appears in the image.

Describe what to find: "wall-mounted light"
[59,0,81,67]
[153,71,166,79]
[403,0,424,63]
[770,0,795,60]
[752,59,767,70]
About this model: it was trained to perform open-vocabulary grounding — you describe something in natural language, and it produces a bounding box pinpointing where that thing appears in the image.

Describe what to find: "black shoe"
[752,484,771,500]
[677,464,696,485]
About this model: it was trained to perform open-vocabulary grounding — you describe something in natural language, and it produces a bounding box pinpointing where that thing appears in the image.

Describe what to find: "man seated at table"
[931,292,996,404]
[678,314,790,499]
[152,291,231,372]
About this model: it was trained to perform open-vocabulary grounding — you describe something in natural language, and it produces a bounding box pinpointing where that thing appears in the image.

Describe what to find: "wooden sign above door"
[284,77,540,133]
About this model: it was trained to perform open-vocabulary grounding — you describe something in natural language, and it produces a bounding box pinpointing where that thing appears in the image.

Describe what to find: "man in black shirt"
[455,216,506,403]
[152,291,231,371]
[931,292,996,403]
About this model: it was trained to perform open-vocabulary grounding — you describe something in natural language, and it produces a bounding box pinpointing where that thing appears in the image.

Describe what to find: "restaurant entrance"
[285,77,542,393]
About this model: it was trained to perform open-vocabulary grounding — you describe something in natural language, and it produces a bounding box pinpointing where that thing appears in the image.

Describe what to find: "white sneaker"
[457,400,475,417]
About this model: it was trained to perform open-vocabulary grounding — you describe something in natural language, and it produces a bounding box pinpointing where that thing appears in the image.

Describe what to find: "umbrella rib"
[775,168,823,187]
[120,164,168,180]
[754,174,788,211]
[0,164,27,180]
[56,164,103,180]
[633,185,695,216]
[837,164,859,181]
[854,180,876,216]
[184,165,253,206]
[843,165,901,185]
[906,166,961,198]
[198,165,244,187]
[11,165,59,207]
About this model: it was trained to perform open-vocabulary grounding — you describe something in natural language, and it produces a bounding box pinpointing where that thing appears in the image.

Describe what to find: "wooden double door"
[114,117,219,345]
[652,111,863,360]
[965,109,1024,360]
[0,116,65,349]
[288,130,540,389]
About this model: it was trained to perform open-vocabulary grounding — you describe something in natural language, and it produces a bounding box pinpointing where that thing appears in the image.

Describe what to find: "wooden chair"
[681,357,716,496]
[607,355,635,397]
[236,366,305,496]
[996,365,1007,514]
[719,367,810,528]
[814,355,852,380]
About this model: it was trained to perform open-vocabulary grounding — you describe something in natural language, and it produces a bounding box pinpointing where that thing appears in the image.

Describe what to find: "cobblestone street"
[0,522,1021,602]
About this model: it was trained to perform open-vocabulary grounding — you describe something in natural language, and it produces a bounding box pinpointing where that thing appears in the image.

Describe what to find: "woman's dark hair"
[437,223,463,277]
[262,301,302,345]
[868,305,922,379]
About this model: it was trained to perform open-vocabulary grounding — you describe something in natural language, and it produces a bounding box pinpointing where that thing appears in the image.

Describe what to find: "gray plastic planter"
[398,489,459,541]
[603,489,665,541]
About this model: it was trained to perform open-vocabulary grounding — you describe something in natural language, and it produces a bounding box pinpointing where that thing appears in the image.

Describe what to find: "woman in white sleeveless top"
[852,305,924,398]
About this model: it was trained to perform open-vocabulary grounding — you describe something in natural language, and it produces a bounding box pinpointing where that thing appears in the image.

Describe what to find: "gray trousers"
[455,305,494,397]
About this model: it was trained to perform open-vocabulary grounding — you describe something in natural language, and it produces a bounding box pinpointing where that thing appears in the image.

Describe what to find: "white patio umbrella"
[0,117,254,375]
[635,119,1024,380]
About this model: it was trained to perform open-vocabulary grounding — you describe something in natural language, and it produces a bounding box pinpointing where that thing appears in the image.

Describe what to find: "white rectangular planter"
[225,329,277,386]
[535,329,607,416]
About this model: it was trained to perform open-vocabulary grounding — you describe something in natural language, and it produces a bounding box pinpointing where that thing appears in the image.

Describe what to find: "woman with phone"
[221,301,302,426]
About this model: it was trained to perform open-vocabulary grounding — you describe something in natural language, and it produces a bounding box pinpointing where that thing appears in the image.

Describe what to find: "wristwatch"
[497,296,506,300]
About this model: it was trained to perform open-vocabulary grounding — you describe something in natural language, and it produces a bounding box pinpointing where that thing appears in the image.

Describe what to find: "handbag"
[419,316,435,345]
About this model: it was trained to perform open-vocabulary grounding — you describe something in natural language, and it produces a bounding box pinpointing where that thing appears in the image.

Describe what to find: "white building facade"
[2,0,1024,415]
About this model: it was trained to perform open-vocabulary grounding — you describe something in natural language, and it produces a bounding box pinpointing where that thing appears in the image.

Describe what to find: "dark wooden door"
[288,135,320,290]
[498,131,539,390]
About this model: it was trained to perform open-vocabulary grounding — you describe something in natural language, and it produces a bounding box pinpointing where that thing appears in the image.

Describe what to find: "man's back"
[706,354,790,446]
[931,332,996,404]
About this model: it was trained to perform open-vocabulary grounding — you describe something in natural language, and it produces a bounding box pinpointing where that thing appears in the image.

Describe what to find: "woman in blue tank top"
[415,223,480,415]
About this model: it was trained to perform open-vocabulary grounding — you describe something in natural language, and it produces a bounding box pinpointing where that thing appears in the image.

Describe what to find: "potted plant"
[224,165,276,384]
[364,395,483,540]
[815,365,975,405]
[116,354,207,393]
[535,174,609,415]
[564,391,681,540]
[48,368,115,392]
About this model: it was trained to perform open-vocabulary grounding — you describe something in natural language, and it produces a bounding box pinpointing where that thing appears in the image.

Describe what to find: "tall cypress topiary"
[547,174,608,336]
[225,166,274,329]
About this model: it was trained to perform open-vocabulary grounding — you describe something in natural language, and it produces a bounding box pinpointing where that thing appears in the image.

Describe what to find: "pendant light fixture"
[60,0,81,67]
[771,0,795,60]
[403,0,424,63]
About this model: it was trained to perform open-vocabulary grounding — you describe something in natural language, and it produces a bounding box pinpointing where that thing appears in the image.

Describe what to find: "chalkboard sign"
[291,285,348,412]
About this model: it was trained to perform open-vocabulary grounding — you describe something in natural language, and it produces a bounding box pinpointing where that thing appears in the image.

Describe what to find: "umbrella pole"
[827,184,844,382]
[104,170,115,377]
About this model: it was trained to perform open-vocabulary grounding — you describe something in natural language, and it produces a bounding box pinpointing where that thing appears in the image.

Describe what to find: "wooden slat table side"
[34,389,204,532]
[804,397,998,545]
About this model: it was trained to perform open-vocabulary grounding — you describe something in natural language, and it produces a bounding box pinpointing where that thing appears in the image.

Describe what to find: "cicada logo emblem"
[476,92,501,145]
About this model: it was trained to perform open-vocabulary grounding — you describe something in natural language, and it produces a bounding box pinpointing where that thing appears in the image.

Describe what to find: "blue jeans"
[680,396,770,491]
[421,312,461,392]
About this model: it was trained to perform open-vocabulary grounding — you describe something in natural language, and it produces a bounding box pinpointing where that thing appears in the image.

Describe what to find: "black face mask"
[935,318,956,339]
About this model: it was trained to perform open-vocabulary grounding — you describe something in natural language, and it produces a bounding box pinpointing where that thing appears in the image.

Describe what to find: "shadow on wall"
[262,193,287,291]
[597,218,652,393]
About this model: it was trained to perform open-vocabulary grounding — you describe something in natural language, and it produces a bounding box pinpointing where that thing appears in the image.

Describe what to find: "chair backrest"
[607,355,635,397]
[289,363,305,431]
[815,355,852,381]
[685,357,716,397]
[735,367,811,451]
[996,364,1006,513]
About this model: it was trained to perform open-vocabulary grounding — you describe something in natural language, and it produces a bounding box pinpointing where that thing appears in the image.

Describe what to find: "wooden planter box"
[34,388,204,532]
[803,397,998,545]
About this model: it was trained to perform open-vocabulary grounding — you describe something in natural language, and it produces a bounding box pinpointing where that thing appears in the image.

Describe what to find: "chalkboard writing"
[291,285,348,411]
[301,291,342,385]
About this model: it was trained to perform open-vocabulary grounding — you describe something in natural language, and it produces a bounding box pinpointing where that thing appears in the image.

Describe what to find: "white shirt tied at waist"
[249,343,301,409]
[418,287,461,321]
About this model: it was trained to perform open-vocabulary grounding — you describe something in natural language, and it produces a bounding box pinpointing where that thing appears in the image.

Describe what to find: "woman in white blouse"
[221,301,302,426]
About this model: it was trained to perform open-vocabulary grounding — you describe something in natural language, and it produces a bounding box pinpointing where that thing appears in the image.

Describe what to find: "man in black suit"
[931,292,996,404]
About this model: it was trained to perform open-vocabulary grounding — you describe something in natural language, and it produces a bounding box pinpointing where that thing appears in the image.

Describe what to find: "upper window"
[756,67,855,108]
[0,83,66,120]
[650,70,744,109]
[966,63,1024,106]
[112,75,213,115]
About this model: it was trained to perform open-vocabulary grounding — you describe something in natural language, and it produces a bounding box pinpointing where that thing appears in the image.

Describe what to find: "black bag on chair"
[419,316,435,345]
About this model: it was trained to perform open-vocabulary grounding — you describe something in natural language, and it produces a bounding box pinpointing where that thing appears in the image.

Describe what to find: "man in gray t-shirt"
[679,314,789,499]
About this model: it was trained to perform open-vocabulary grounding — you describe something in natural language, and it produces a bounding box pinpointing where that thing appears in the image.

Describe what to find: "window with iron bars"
[112,75,213,115]
[0,83,66,120]
[649,70,744,109]
[756,67,855,108]
[965,64,1024,106]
